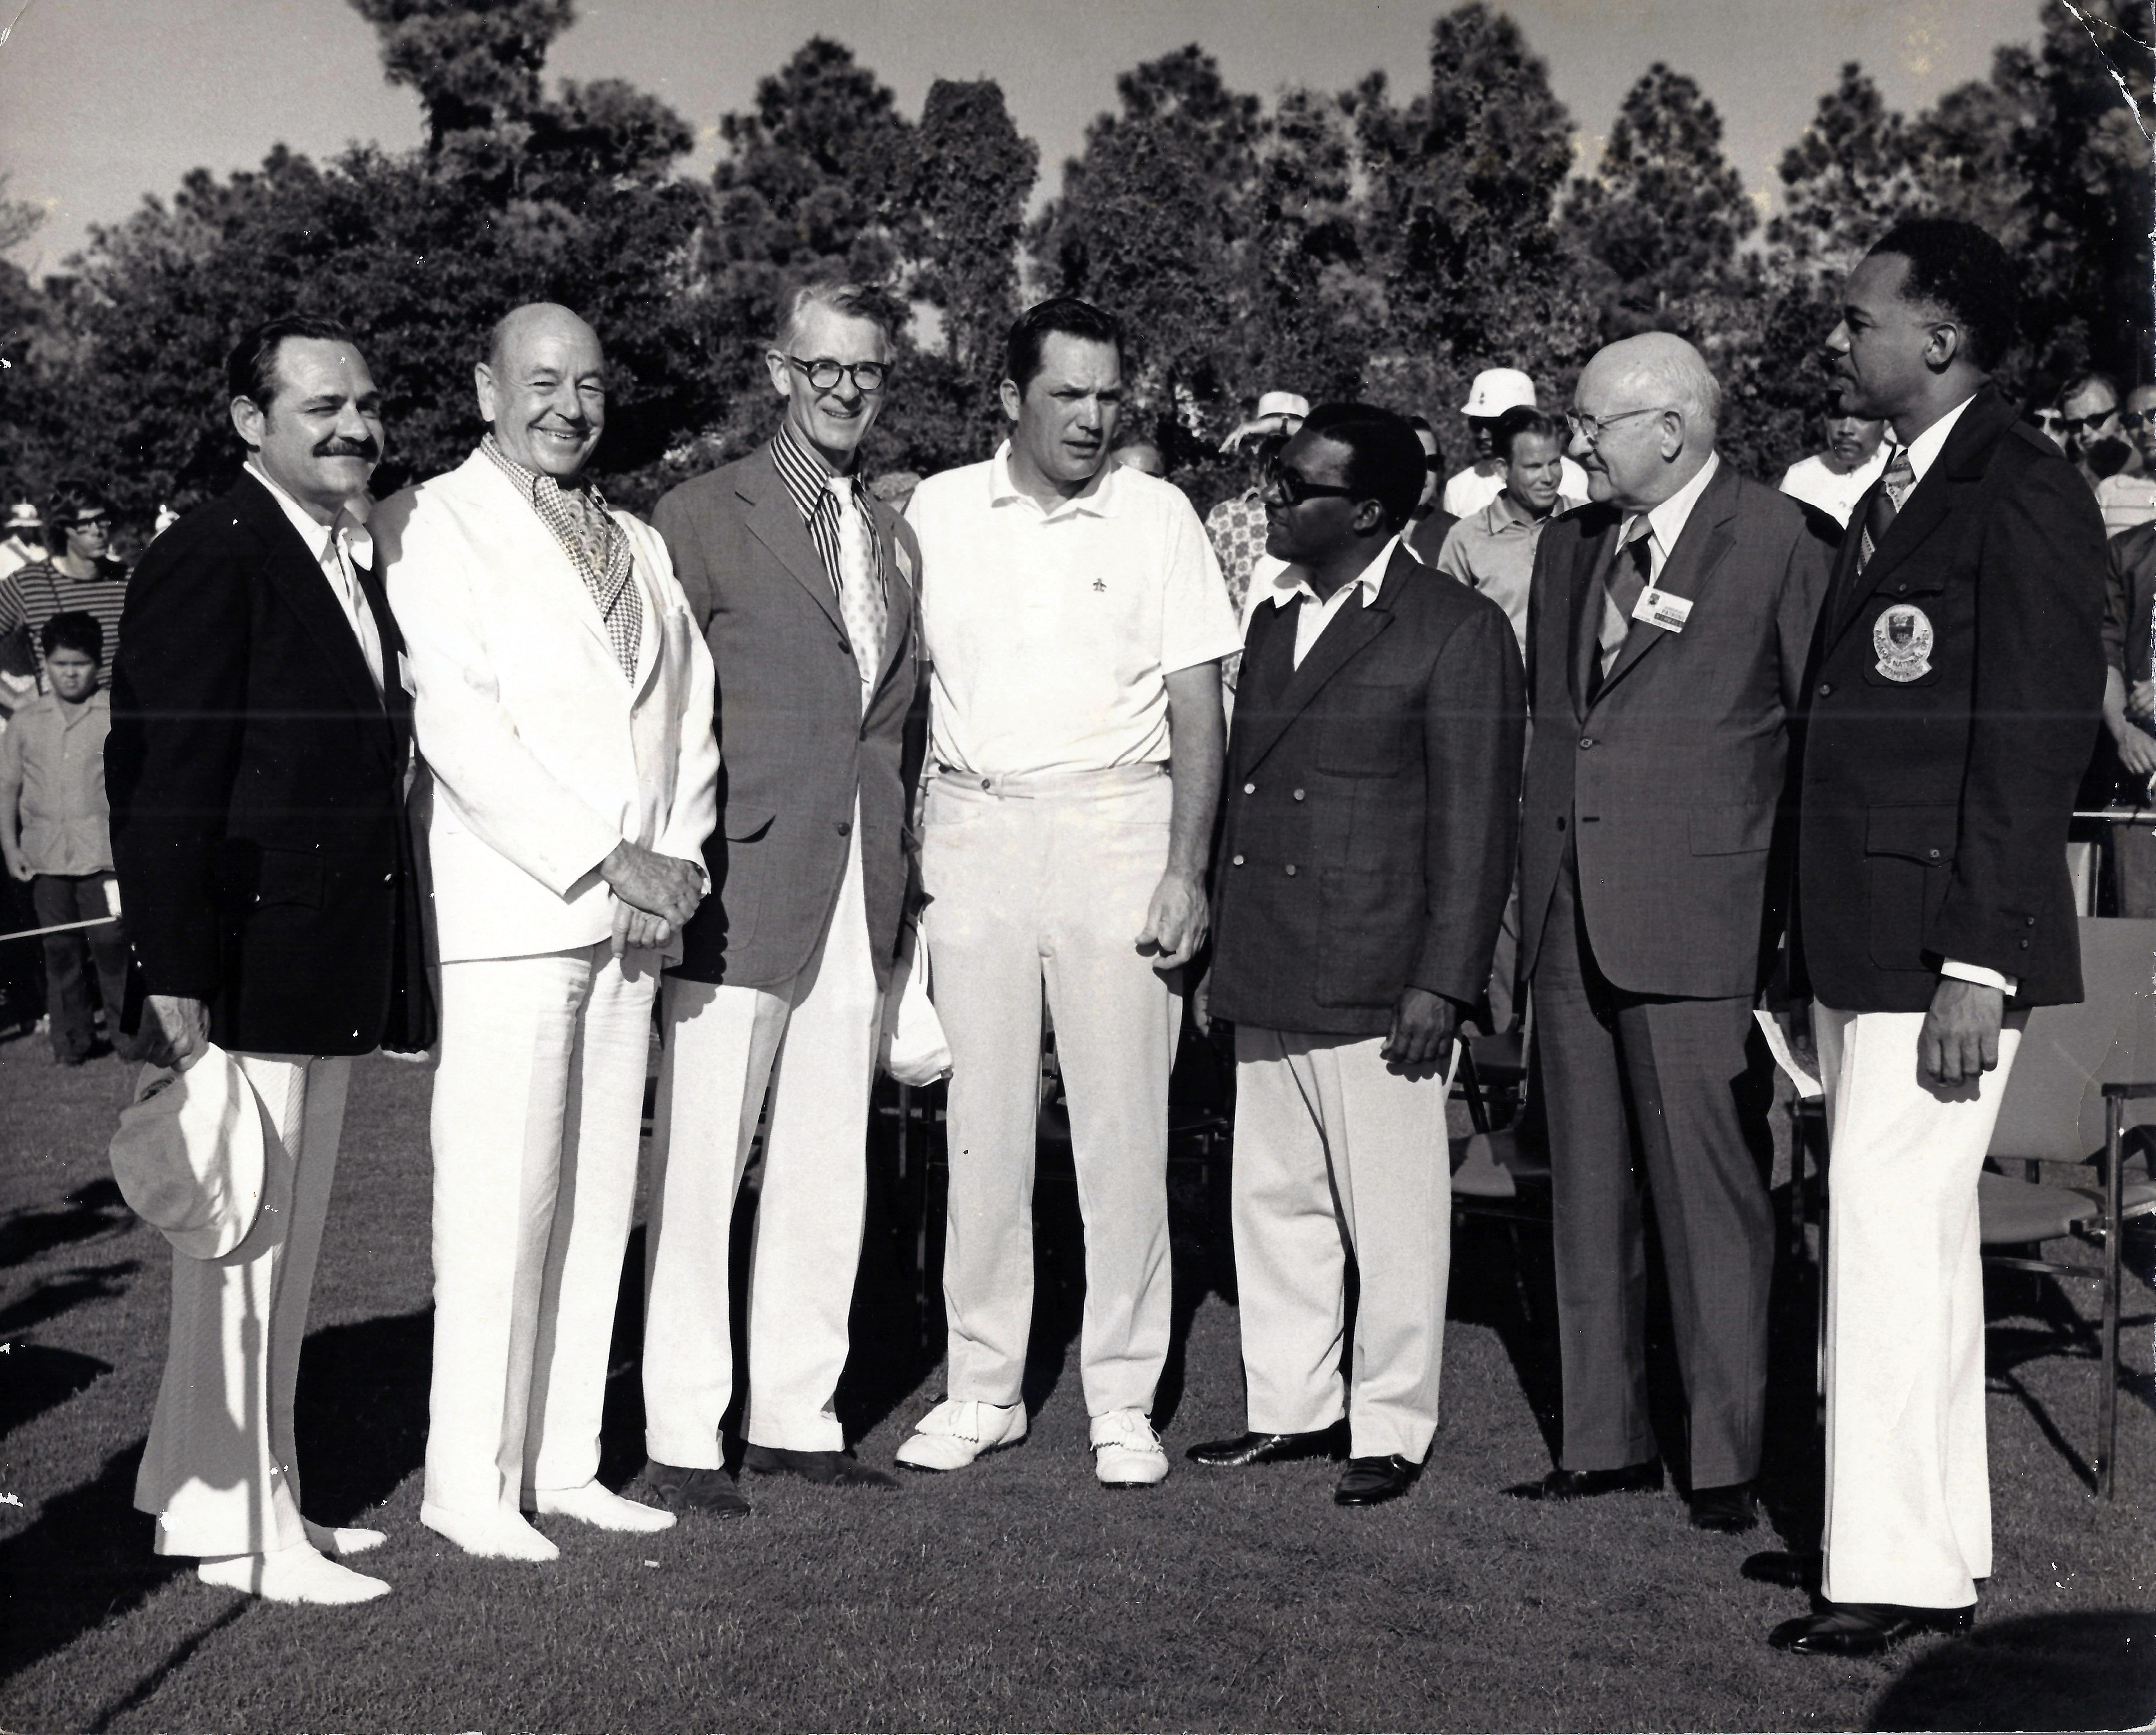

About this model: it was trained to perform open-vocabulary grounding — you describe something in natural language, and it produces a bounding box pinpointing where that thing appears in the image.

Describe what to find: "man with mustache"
[897,297,1242,1485]
[376,303,718,1560]
[108,313,434,1603]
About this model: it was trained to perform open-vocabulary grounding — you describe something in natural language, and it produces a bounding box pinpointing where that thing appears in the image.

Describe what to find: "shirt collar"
[988,441,1120,519]
[771,420,861,523]
[1480,489,1548,534]
[245,459,371,563]
[1896,393,1980,489]
[1270,534,1400,611]
[1628,449,1720,558]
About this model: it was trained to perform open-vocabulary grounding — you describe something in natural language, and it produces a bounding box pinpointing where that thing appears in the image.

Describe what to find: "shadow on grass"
[291,1305,433,1524]
[0,1341,111,1442]
[0,1178,132,1269]
[1869,1608,2156,1731]
[0,1260,142,1339]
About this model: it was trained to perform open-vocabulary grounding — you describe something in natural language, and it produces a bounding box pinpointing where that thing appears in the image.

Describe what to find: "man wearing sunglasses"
[2091,379,2156,535]
[636,282,923,1508]
[1509,331,1835,1537]
[0,480,131,688]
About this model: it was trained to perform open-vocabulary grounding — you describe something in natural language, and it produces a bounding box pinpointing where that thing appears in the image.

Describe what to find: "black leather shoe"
[742,1445,898,1490]
[1186,1425,1347,1467]
[1505,1460,1663,1501]
[642,1460,750,1517]
[1768,1601,1975,1657]
[1742,1548,1821,1592]
[1334,1455,1417,1507]
[1687,1482,1758,1533]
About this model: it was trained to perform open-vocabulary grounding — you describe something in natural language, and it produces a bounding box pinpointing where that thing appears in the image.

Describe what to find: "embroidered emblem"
[1873,603,1934,682]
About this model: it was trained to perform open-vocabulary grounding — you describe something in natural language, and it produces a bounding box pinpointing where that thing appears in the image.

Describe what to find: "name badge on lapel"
[1632,587,1693,633]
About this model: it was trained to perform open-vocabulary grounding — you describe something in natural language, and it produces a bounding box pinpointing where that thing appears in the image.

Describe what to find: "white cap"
[108,1048,272,1260]
[4,501,42,531]
[1461,368,1538,418]
[1220,390,1312,453]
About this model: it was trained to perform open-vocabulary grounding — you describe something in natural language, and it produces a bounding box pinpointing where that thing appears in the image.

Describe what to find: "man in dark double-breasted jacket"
[1191,403,1524,1509]
[1759,220,2106,1659]
[108,314,433,1605]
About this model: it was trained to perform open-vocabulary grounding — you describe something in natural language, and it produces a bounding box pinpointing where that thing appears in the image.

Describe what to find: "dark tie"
[1584,520,1653,701]
[1608,526,1652,619]
[1859,445,1916,572]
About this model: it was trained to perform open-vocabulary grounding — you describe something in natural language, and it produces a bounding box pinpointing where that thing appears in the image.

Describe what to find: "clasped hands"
[601,840,703,956]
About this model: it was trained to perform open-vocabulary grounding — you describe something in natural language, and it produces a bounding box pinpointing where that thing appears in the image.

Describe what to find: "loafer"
[741,1445,898,1490]
[1334,1454,1417,1507]
[1742,1548,1821,1592]
[1185,1424,1347,1467]
[1687,1482,1758,1533]
[1505,1459,1663,1501]
[641,1460,750,1518]
[895,1399,1028,1472]
[1768,1601,1975,1657]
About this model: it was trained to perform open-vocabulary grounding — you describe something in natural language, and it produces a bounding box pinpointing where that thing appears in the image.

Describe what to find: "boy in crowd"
[0,611,130,1063]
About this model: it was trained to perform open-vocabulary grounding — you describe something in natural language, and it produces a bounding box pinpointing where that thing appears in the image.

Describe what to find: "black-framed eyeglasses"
[1261,457,1363,507]
[2057,408,2120,437]
[1565,405,1672,444]
[2122,410,2152,432]
[784,354,889,394]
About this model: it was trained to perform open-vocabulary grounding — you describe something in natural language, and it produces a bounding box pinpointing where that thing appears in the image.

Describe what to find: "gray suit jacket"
[653,440,923,991]
[1518,459,1835,999]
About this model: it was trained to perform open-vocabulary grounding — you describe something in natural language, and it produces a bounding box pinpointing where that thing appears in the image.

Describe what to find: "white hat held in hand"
[1460,368,1538,418]
[1220,390,1312,453]
[108,1046,271,1260]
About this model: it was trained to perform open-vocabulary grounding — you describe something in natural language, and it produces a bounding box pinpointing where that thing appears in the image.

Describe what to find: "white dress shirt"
[1266,535,1399,668]
[1779,444,1891,528]
[245,460,384,696]
[1877,394,2014,997]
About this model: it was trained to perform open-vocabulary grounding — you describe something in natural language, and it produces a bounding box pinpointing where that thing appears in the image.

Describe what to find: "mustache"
[313,434,381,460]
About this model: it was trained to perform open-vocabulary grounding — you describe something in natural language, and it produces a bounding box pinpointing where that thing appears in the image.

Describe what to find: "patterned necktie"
[1859,445,1916,571]
[828,475,885,699]
[1588,517,1654,696]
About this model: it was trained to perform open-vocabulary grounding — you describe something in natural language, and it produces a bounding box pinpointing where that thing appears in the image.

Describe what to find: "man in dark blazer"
[1758,220,2105,1657]
[640,282,921,1506]
[108,313,432,1604]
[1190,403,1523,1508]
[1511,333,1835,1532]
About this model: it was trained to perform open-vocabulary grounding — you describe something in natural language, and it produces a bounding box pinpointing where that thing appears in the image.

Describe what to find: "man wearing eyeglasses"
[1509,332,1835,1536]
[2091,379,2156,535]
[0,481,131,689]
[637,282,921,1508]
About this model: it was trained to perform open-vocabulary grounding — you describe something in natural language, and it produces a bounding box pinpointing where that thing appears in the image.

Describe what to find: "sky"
[0,0,2046,278]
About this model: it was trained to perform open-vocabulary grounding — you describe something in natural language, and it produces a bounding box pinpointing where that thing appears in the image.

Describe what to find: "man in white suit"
[377,304,719,1562]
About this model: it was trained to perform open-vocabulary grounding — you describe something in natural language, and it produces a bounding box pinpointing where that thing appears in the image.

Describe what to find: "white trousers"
[1232,1028,1454,1461]
[1815,1003,2021,1609]
[643,822,882,1460]
[921,767,1180,1416]
[424,944,657,1518]
[136,1053,351,1558]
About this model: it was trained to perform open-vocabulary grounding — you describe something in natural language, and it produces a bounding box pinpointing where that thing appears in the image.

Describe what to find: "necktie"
[1859,445,1915,572]
[327,516,385,696]
[829,475,885,699]
[1588,518,1654,697]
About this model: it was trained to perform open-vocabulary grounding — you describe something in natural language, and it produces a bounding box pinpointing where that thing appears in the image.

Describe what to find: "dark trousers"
[1532,854,1775,1489]
[31,873,128,1061]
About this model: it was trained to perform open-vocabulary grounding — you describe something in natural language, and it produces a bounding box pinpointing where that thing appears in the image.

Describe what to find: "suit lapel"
[235,476,395,764]
[463,454,623,665]
[1567,514,1618,721]
[352,557,410,760]
[740,445,843,634]
[1233,547,1405,771]
[869,496,915,700]
[1594,461,1740,700]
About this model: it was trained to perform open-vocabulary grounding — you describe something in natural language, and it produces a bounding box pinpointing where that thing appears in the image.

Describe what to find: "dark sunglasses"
[68,513,112,531]
[2121,410,2152,432]
[2057,408,2120,437]
[1261,457,1363,507]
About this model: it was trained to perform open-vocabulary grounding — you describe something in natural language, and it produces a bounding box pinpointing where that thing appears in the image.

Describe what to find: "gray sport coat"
[653,440,923,992]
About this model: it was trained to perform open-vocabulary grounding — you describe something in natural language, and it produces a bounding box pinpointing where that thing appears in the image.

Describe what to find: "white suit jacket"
[375,450,719,964]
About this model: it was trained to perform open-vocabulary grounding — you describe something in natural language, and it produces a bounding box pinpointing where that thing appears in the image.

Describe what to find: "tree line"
[0,0,2147,524]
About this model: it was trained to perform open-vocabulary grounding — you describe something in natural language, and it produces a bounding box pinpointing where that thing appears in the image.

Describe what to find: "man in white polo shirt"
[898,296,1241,1488]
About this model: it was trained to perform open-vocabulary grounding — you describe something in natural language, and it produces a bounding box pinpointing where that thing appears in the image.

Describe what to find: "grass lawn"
[1,1033,2151,1733]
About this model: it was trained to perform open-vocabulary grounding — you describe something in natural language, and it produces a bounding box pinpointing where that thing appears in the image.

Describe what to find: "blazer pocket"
[1864,804,1956,972]
[1316,683,1411,778]
[1316,867,1423,1008]
[724,804,775,843]
[1688,802,1774,856]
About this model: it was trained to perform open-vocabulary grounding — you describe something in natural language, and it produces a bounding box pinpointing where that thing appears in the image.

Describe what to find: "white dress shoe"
[420,1501,560,1561]
[894,1398,1027,1472]
[197,1542,389,1605]
[1090,1408,1169,1487]
[301,1518,386,1557]
[531,1480,677,1533]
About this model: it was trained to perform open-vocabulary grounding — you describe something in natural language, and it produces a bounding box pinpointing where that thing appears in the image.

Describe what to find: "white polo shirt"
[908,444,1244,777]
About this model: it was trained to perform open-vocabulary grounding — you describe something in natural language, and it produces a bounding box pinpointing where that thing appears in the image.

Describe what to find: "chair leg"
[2099,1097,2123,1500]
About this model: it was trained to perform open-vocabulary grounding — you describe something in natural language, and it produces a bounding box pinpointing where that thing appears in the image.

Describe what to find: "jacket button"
[2026,916,2036,926]
[1556,817,1566,831]
[1579,737,1594,750]
[1895,583,1909,595]
[1231,854,1245,867]
[1292,788,1305,801]
[980,777,993,790]
[2019,939,2031,949]
[836,819,851,837]
[1817,682,1832,697]
[383,872,393,884]
[1284,864,1297,877]
[1928,848,1941,859]
[1243,782,1256,795]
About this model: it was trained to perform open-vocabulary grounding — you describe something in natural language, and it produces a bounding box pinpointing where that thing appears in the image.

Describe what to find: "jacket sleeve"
[1411,598,1526,1003]
[1776,505,1838,715]
[1930,457,2106,973]
[104,521,255,1002]
[378,498,625,896]
[646,532,720,869]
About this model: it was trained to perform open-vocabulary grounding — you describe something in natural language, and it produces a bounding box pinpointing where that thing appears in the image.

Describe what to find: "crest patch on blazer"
[1872,604,1934,682]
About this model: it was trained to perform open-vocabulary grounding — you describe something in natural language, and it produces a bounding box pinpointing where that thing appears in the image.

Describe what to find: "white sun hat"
[1220,390,1313,452]
[1460,368,1539,418]
[108,1046,273,1260]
